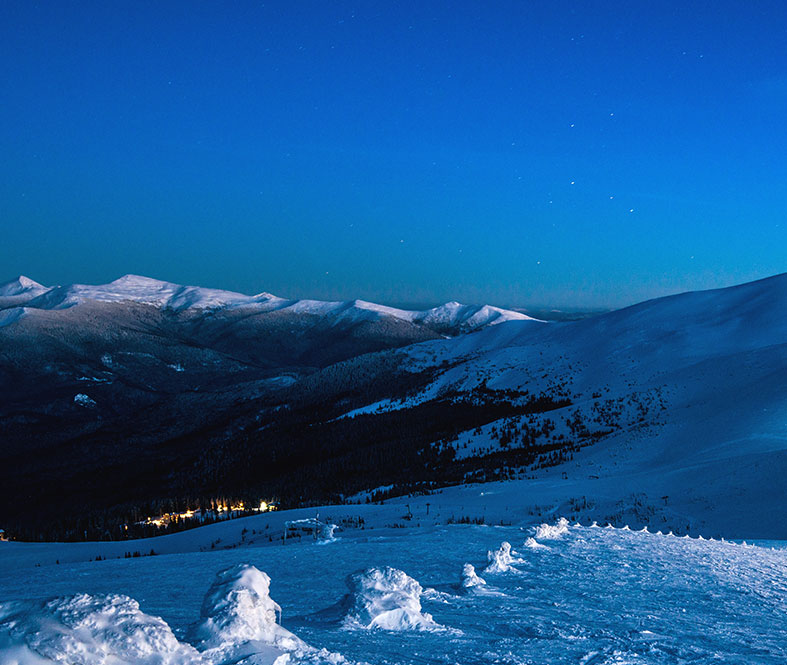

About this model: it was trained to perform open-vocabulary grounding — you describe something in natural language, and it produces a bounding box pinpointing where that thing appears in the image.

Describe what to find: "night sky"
[1,2,785,309]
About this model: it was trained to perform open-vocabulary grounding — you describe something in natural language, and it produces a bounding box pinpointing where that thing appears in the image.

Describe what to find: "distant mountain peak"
[17,275,43,289]
[109,274,173,287]
[0,275,47,297]
[0,273,541,333]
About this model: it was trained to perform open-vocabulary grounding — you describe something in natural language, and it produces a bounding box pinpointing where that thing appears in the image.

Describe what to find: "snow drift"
[460,563,487,591]
[483,541,524,574]
[192,564,349,664]
[193,564,294,649]
[0,593,202,665]
[532,517,570,541]
[523,536,549,550]
[342,566,442,631]
[0,565,350,665]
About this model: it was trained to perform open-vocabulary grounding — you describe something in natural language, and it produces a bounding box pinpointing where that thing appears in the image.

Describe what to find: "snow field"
[2,519,787,663]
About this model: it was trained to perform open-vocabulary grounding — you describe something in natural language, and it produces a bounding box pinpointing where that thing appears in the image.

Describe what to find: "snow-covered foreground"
[2,520,786,664]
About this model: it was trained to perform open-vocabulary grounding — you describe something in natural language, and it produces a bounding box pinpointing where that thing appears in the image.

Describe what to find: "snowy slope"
[1,518,786,664]
[0,275,46,297]
[338,273,787,537]
[0,275,49,310]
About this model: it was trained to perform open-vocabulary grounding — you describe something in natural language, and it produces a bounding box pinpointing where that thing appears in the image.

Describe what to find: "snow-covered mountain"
[364,272,787,537]
[0,275,47,297]
[0,275,49,310]
[1,272,786,544]
[0,274,537,331]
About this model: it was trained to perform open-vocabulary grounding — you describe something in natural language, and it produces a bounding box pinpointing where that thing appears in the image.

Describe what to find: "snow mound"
[193,565,352,664]
[533,517,571,540]
[460,563,487,590]
[193,565,299,651]
[523,537,549,550]
[74,393,96,408]
[484,541,524,574]
[342,566,442,631]
[316,523,339,544]
[0,568,351,665]
[0,593,201,665]
[285,519,339,543]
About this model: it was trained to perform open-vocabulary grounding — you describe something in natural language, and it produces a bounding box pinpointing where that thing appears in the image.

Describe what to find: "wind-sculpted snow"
[459,563,486,591]
[483,541,525,573]
[342,567,443,631]
[532,516,571,540]
[523,536,549,549]
[4,522,786,662]
[0,593,202,665]
[0,566,353,665]
[193,565,292,650]
[192,564,353,664]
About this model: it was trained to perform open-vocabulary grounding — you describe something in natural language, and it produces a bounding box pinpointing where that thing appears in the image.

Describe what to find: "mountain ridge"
[0,273,539,331]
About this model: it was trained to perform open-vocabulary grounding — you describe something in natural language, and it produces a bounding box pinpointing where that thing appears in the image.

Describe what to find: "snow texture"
[0,593,201,665]
[483,541,524,574]
[193,565,289,648]
[342,567,441,631]
[533,517,571,540]
[0,567,350,665]
[523,536,549,550]
[2,519,787,663]
[459,563,486,590]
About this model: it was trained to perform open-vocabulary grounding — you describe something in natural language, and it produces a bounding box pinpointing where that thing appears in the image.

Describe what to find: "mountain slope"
[0,275,49,309]
[377,272,787,535]
[1,273,785,540]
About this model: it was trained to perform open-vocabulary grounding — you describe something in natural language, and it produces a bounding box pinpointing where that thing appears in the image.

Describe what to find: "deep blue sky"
[1,2,785,308]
